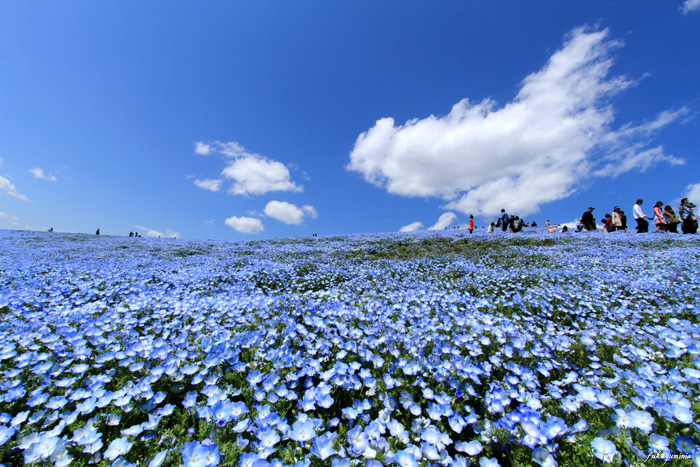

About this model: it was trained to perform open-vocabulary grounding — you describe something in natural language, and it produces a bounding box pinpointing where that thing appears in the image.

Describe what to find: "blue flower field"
[0,229,698,467]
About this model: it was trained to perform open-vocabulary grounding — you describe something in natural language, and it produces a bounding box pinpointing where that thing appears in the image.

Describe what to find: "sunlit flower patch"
[0,229,698,466]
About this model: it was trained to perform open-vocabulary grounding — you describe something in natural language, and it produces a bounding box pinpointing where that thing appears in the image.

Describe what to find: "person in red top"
[468,215,474,234]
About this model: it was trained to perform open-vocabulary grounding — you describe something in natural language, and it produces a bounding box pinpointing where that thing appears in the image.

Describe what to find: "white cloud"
[222,155,301,196]
[264,201,317,225]
[684,182,700,204]
[194,141,302,196]
[428,212,457,230]
[225,216,264,234]
[400,221,424,232]
[347,26,685,219]
[681,0,700,14]
[194,141,213,155]
[133,225,180,238]
[0,175,28,201]
[194,178,223,192]
[29,168,57,181]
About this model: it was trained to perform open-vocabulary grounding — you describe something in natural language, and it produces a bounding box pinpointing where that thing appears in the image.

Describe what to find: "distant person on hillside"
[679,198,697,234]
[487,222,495,233]
[581,207,596,231]
[664,205,680,233]
[601,214,614,232]
[468,215,474,234]
[48,227,54,233]
[561,225,569,232]
[545,220,550,229]
[653,201,667,232]
[612,207,622,231]
[531,221,537,227]
[500,209,509,232]
[619,210,627,231]
[633,199,649,233]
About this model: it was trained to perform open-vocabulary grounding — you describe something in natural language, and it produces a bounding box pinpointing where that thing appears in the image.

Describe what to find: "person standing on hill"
[633,199,649,233]
[468,215,474,234]
[499,209,509,232]
[679,198,697,234]
[653,201,667,232]
[664,205,680,233]
[581,207,596,231]
[612,207,622,231]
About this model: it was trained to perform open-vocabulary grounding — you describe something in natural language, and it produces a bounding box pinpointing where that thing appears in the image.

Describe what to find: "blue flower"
[310,433,337,460]
[533,448,557,467]
[289,420,316,442]
[394,449,419,467]
[104,437,134,461]
[590,437,618,463]
[180,438,220,467]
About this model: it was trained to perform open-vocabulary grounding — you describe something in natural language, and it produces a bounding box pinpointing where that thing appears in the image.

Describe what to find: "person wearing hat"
[653,201,668,232]
[581,207,596,231]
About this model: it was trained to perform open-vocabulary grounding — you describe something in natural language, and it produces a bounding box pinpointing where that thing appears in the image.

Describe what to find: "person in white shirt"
[633,199,649,233]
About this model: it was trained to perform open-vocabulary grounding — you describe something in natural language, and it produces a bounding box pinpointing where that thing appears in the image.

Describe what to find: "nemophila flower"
[331,459,350,467]
[257,428,280,449]
[479,458,500,467]
[673,404,694,423]
[23,433,64,464]
[0,426,16,446]
[590,437,618,463]
[460,440,483,456]
[533,448,557,467]
[148,449,170,467]
[394,449,419,467]
[181,438,220,467]
[674,436,696,456]
[104,436,134,461]
[310,433,337,460]
[628,409,654,433]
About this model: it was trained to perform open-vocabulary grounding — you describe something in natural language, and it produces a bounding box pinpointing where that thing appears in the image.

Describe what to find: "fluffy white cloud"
[29,168,57,181]
[400,221,424,232]
[194,141,212,155]
[347,26,685,219]
[225,216,264,234]
[194,178,223,192]
[683,182,700,204]
[264,201,317,225]
[681,0,700,13]
[133,225,180,238]
[194,141,302,196]
[0,175,28,201]
[222,156,301,196]
[428,212,457,230]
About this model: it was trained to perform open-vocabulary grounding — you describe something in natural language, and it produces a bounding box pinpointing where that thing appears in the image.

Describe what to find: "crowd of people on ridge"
[576,198,697,234]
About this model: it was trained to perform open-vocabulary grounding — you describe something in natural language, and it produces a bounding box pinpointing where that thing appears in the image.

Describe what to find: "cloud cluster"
[29,168,57,182]
[0,175,28,201]
[347,27,686,219]
[193,141,301,196]
[194,141,316,234]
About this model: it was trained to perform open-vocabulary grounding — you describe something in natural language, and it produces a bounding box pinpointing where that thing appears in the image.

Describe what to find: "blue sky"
[1,1,699,239]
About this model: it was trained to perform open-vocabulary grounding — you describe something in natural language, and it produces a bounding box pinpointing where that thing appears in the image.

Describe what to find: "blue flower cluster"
[0,229,698,466]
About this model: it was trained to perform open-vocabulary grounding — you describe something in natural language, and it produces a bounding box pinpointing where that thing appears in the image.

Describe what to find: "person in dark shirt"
[581,207,596,231]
